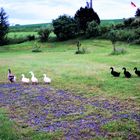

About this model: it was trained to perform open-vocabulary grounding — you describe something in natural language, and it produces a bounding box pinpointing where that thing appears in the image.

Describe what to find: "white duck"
[21,74,30,84]
[29,71,38,84]
[43,74,51,84]
[8,69,16,83]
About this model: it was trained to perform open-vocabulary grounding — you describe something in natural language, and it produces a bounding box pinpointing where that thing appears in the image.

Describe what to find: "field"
[0,38,140,139]
[101,19,123,25]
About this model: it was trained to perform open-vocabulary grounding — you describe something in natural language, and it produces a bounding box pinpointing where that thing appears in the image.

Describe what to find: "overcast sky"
[0,0,139,25]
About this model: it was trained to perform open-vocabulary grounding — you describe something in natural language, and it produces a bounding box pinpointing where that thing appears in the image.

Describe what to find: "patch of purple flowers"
[0,83,140,139]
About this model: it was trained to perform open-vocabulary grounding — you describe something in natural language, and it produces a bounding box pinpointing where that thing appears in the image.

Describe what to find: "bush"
[53,15,77,41]
[32,42,42,52]
[123,18,135,27]
[85,20,100,38]
[110,47,126,55]
[27,35,35,41]
[132,38,140,44]
[8,37,29,44]
[75,41,88,54]
[38,28,51,42]
[130,18,140,27]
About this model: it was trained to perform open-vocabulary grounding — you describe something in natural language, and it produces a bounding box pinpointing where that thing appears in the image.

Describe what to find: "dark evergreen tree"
[135,8,140,17]
[53,15,77,41]
[0,8,9,45]
[74,7,100,32]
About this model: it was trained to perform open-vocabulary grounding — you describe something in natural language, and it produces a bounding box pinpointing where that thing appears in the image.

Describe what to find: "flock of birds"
[7,67,140,84]
[110,67,140,78]
[8,69,51,84]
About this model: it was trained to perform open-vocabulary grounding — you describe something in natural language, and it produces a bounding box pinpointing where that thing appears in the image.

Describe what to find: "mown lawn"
[0,39,140,101]
[0,39,140,139]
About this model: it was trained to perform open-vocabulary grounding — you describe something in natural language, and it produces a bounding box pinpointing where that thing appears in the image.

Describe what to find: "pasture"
[0,39,140,139]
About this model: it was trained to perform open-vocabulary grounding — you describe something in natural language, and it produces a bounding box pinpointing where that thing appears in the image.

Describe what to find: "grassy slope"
[101,19,123,25]
[10,23,52,32]
[0,39,140,102]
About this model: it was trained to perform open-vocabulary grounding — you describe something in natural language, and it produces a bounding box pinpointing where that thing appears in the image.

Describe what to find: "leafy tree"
[108,30,118,52]
[52,15,77,41]
[85,20,100,38]
[123,18,134,27]
[0,8,9,45]
[135,8,140,17]
[74,7,100,32]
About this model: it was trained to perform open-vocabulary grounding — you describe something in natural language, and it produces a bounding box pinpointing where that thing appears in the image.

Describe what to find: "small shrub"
[32,42,42,52]
[38,28,51,42]
[27,35,35,41]
[132,38,140,44]
[110,47,126,55]
[75,41,87,54]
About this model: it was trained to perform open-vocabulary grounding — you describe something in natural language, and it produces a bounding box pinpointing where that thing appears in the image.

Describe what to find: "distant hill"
[10,23,52,32]
[101,19,123,25]
[9,19,123,32]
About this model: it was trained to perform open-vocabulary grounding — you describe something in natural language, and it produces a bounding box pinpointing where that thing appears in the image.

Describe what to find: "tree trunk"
[113,42,116,52]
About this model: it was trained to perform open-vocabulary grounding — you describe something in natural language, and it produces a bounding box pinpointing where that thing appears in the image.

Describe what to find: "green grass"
[0,109,63,140]
[101,119,140,139]
[0,39,140,139]
[8,32,38,38]
[9,23,52,32]
[101,19,123,25]
[0,39,140,102]
[0,109,19,140]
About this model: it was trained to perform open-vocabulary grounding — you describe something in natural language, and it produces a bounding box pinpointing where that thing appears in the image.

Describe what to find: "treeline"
[100,17,140,44]
[0,6,140,46]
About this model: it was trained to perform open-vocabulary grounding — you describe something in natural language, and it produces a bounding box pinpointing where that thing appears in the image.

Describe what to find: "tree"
[108,30,118,52]
[74,7,100,32]
[38,28,51,42]
[135,8,140,17]
[53,15,77,41]
[0,8,9,45]
[85,20,100,38]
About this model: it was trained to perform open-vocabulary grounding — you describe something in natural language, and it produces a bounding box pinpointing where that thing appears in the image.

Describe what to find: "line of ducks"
[110,67,140,78]
[8,69,51,84]
[7,67,140,84]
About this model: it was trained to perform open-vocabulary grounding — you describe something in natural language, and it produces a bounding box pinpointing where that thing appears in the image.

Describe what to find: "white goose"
[43,74,51,84]
[21,74,30,84]
[29,71,38,84]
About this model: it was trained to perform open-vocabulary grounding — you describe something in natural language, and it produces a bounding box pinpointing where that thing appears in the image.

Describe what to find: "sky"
[0,0,139,25]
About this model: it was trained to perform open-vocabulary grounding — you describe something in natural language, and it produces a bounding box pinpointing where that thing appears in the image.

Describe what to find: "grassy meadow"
[0,39,140,101]
[0,23,140,139]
